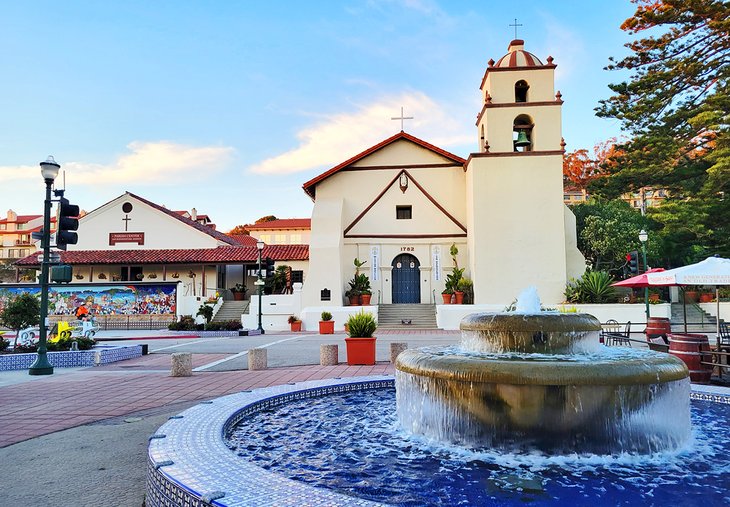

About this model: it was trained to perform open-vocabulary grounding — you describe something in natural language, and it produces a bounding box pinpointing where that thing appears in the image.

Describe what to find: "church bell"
[515,130,531,148]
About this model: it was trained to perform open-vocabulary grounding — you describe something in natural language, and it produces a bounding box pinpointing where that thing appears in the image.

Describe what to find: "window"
[0,224,6,230]
[275,234,286,244]
[16,224,25,230]
[8,249,16,258]
[259,234,271,243]
[513,114,533,152]
[290,234,302,244]
[291,270,304,283]
[515,80,529,102]
[396,205,412,220]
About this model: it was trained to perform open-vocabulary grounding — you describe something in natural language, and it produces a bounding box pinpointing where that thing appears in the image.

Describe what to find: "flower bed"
[0,345,142,371]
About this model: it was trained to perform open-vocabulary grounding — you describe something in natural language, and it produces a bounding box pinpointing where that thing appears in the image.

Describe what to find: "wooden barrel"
[668,333,712,384]
[645,317,671,341]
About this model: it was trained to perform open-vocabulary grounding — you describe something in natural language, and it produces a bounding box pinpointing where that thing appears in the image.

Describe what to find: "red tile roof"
[14,245,309,266]
[227,234,260,246]
[128,193,237,246]
[246,218,311,230]
[302,131,466,199]
[0,214,41,224]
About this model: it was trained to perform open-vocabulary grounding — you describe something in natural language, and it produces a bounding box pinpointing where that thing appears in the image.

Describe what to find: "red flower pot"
[319,320,335,334]
[454,291,464,304]
[442,293,452,304]
[349,295,360,306]
[232,292,245,301]
[290,321,302,332]
[699,293,714,303]
[345,337,377,365]
[360,293,372,306]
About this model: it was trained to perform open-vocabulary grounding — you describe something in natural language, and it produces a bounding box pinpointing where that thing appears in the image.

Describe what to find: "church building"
[301,39,585,308]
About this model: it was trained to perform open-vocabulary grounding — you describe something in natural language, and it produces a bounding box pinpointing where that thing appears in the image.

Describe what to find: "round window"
[122,202,133,213]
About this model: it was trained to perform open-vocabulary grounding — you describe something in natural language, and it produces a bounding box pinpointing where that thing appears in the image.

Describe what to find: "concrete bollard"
[390,342,408,364]
[320,344,339,366]
[248,348,268,371]
[170,352,193,377]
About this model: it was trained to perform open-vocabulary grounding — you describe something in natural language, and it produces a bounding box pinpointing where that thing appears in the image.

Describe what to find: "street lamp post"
[639,229,649,322]
[255,240,265,334]
[29,156,60,376]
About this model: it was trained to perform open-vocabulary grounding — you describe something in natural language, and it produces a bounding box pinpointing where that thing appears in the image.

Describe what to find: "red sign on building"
[109,232,145,245]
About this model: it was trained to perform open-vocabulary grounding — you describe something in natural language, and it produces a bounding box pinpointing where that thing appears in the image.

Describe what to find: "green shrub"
[197,304,214,323]
[168,316,197,331]
[346,311,377,338]
[321,311,332,321]
[222,320,242,331]
[565,270,617,304]
[0,337,9,352]
[48,335,96,351]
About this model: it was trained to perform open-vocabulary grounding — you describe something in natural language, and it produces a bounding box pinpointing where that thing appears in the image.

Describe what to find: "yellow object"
[50,321,72,342]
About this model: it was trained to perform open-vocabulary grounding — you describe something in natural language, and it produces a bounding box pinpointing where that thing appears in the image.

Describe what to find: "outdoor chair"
[600,319,619,345]
[603,321,632,347]
[720,322,730,352]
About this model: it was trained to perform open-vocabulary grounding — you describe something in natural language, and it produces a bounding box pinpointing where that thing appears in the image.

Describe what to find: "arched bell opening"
[515,80,529,103]
[513,114,534,152]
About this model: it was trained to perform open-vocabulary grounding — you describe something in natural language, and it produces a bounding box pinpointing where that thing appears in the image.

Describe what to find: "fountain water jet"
[396,288,691,454]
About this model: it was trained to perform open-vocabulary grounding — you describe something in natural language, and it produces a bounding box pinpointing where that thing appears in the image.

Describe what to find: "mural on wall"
[0,284,177,316]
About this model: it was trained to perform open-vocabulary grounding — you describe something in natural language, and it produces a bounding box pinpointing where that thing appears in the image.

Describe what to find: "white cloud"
[249,92,471,175]
[0,141,235,187]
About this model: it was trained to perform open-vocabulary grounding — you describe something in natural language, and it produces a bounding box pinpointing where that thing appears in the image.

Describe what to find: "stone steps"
[212,301,249,323]
[377,304,438,329]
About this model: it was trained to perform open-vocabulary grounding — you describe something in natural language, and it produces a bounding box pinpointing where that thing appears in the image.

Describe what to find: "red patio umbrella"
[611,268,667,288]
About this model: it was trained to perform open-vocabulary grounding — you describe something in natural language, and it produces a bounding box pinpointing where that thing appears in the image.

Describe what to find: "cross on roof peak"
[391,106,414,132]
[509,18,523,39]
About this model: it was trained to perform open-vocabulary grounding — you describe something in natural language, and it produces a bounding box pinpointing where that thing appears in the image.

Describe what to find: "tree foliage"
[254,215,278,224]
[563,140,622,190]
[592,0,729,264]
[571,200,650,272]
[227,225,249,235]
[0,293,40,348]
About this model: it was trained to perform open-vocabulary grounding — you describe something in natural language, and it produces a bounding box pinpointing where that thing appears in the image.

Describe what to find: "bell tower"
[465,39,584,304]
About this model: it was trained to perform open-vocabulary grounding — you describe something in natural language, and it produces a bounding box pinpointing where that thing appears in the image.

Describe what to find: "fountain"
[396,287,691,454]
[148,288,730,507]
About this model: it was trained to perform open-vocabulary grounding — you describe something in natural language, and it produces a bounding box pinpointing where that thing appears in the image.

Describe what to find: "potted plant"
[360,289,372,306]
[345,311,377,365]
[441,288,453,304]
[345,288,360,306]
[231,283,248,301]
[699,289,714,303]
[458,277,473,304]
[684,286,699,303]
[288,315,302,332]
[319,311,334,334]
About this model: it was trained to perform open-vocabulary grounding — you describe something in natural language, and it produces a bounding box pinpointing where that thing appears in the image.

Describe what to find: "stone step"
[377,304,438,328]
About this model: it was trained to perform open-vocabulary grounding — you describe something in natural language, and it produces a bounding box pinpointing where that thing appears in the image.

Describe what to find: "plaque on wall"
[109,232,145,245]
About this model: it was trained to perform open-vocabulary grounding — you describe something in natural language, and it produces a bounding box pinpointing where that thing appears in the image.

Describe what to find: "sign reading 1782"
[109,232,145,246]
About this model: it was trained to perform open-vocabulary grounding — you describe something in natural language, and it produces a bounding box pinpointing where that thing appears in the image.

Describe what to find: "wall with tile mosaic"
[0,345,142,371]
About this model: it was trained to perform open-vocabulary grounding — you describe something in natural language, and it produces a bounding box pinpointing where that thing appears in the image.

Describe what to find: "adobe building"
[301,39,585,308]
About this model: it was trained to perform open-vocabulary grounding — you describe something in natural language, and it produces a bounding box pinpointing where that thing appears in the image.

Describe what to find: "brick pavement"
[0,354,395,448]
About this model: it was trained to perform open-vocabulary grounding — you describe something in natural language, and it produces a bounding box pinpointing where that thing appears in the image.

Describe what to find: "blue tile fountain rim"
[146,376,730,507]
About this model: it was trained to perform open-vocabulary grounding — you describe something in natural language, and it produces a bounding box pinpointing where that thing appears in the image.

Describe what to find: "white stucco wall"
[72,194,221,251]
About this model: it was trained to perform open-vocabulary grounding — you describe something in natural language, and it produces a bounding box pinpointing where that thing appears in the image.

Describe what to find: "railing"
[50,314,176,331]
[432,289,437,305]
[377,289,382,305]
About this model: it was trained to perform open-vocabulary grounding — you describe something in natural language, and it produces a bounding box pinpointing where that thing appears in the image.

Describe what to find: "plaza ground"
[0,329,459,507]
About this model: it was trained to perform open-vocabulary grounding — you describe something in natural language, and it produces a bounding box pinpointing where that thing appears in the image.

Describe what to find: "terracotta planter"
[649,293,660,302]
[360,293,372,306]
[684,291,699,303]
[232,292,245,301]
[319,320,335,334]
[441,293,452,304]
[349,295,360,306]
[290,321,302,332]
[345,337,377,365]
[699,293,714,303]
[454,291,464,304]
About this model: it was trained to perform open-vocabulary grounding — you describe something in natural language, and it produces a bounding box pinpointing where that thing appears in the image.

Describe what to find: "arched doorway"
[392,254,421,304]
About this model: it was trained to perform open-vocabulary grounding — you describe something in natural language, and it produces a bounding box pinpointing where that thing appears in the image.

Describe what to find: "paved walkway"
[0,355,395,448]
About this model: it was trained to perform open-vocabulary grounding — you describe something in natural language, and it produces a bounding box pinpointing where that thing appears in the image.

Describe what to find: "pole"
[641,242,649,323]
[29,179,54,375]
[256,248,264,334]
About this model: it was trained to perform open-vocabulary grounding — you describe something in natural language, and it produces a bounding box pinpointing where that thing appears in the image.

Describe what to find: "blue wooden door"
[392,254,420,304]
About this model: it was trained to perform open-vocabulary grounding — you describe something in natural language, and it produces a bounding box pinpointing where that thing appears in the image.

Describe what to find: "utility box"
[51,264,73,283]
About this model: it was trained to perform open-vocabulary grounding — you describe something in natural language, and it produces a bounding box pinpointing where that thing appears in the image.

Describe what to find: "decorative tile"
[0,345,142,371]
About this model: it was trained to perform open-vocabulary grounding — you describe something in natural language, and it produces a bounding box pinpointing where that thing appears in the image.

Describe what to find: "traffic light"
[627,251,639,275]
[56,197,79,250]
[265,257,276,279]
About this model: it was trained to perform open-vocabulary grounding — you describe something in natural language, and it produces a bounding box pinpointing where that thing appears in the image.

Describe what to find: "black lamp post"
[255,240,265,334]
[29,156,60,376]
[639,229,649,322]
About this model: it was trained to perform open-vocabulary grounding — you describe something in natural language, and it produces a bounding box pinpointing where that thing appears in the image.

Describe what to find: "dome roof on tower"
[494,39,543,68]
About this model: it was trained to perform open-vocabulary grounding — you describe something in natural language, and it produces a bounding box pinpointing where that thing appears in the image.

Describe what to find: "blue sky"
[0,1,636,231]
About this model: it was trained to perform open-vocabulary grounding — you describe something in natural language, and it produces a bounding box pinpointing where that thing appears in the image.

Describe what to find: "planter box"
[345,337,376,365]
[290,321,302,332]
[319,321,335,334]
